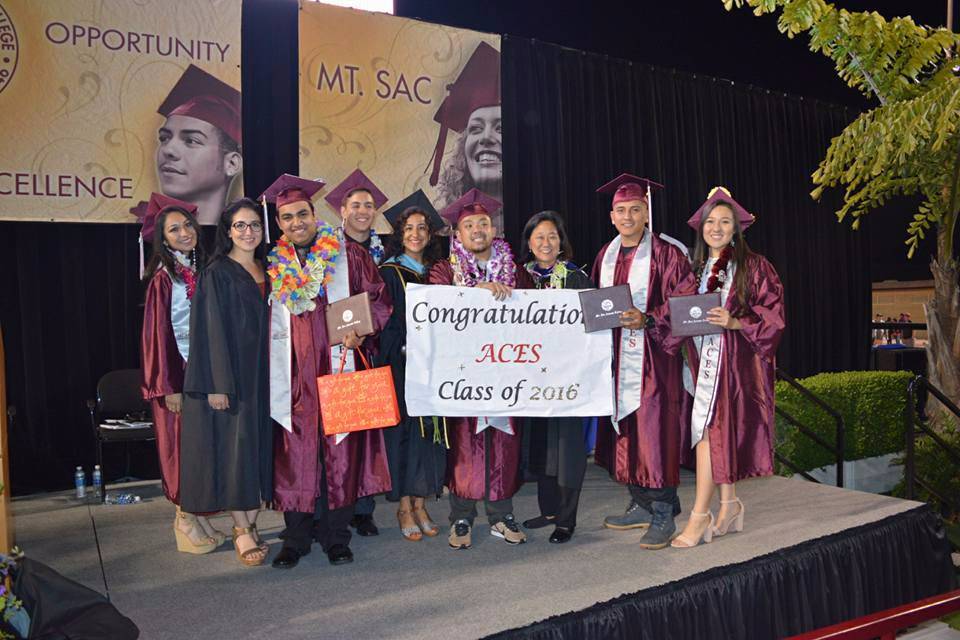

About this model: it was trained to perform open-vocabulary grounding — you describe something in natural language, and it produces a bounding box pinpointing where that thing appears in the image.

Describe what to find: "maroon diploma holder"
[669,293,724,337]
[325,292,375,346]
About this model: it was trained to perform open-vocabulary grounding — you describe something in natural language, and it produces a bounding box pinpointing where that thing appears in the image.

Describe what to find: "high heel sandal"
[411,499,440,537]
[250,523,269,553]
[670,511,715,548]
[397,510,423,542]
[195,515,227,548]
[712,498,744,537]
[174,509,217,555]
[232,526,267,566]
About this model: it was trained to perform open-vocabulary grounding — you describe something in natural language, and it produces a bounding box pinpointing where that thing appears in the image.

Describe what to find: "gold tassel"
[419,416,426,439]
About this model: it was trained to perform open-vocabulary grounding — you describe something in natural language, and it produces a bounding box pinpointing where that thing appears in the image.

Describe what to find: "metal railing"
[785,588,960,640]
[775,368,846,487]
[904,375,960,512]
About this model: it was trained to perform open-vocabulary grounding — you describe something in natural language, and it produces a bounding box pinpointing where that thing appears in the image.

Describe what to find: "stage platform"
[12,466,956,639]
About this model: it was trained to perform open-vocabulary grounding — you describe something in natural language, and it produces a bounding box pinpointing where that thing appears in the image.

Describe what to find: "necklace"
[368,230,384,265]
[267,223,341,315]
[524,260,569,289]
[698,245,733,293]
[171,250,197,299]
[450,237,516,287]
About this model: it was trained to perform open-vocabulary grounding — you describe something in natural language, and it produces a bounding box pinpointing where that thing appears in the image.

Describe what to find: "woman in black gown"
[180,198,273,566]
[377,195,448,542]
[520,211,593,544]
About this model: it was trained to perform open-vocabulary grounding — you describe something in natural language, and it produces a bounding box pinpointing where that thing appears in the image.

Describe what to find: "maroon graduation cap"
[597,173,665,232]
[687,187,756,230]
[260,174,326,209]
[439,188,502,228]
[426,41,501,186]
[134,192,198,277]
[157,65,242,145]
[323,168,389,211]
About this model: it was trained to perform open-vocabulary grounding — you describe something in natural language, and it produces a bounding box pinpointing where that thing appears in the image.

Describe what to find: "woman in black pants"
[520,211,593,544]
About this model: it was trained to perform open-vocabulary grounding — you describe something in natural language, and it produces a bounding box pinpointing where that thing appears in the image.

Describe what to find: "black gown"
[524,262,593,528]
[180,256,272,513]
[375,261,447,500]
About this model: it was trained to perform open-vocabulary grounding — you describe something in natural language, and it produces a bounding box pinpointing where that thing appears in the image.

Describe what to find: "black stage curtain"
[1,6,869,494]
[501,36,868,378]
[487,506,956,640]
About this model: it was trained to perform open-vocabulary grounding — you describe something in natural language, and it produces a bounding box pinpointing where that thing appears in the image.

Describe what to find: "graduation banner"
[404,285,614,418]
[298,2,502,233]
[0,0,242,224]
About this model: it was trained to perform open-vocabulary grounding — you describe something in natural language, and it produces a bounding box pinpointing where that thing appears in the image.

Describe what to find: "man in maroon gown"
[428,189,533,550]
[262,175,392,568]
[322,169,391,535]
[591,174,697,549]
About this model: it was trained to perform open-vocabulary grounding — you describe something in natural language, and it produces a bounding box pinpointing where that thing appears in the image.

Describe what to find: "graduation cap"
[425,41,501,186]
[134,192,198,277]
[258,174,327,243]
[157,64,241,145]
[597,173,665,233]
[323,168,388,211]
[382,189,445,232]
[687,186,756,230]
[439,188,502,228]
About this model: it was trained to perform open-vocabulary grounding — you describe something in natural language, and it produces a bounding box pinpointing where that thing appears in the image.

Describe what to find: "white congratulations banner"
[405,284,613,417]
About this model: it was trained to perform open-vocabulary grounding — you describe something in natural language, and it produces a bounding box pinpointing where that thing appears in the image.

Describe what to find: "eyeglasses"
[232,221,263,233]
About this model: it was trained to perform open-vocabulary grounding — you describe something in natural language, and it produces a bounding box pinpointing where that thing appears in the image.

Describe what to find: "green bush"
[775,370,914,473]
[891,418,960,523]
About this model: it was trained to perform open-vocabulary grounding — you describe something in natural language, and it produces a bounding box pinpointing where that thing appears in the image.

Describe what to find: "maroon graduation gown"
[141,269,184,505]
[272,242,394,512]
[590,234,697,488]
[426,260,533,501]
[686,253,785,484]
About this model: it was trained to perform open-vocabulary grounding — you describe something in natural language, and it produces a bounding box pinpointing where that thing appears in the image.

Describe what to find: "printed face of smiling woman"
[464,105,502,192]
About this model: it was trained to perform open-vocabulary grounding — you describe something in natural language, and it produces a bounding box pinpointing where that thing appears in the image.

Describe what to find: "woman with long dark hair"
[141,194,225,554]
[519,211,592,544]
[671,188,785,548]
[377,194,448,541]
[180,198,273,566]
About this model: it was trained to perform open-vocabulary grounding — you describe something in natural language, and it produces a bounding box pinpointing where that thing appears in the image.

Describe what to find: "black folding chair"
[86,369,154,502]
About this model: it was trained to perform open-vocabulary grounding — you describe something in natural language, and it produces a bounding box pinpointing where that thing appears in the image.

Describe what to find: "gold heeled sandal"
[232,526,267,566]
[397,510,423,542]
[174,509,217,555]
[412,499,440,537]
[712,498,745,537]
[670,511,715,548]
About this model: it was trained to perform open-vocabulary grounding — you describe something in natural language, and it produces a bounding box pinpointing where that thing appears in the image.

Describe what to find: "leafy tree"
[725,0,960,407]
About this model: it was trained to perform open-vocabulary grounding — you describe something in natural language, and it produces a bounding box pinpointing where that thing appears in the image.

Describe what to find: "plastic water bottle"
[92,465,102,499]
[74,466,86,499]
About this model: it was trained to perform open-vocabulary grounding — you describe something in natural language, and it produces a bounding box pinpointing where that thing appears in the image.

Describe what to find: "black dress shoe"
[326,544,354,565]
[522,515,556,529]
[272,546,309,569]
[549,527,574,544]
[350,514,379,537]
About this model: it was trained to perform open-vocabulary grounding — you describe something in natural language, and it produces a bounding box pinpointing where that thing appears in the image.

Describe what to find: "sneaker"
[638,501,677,550]
[490,514,527,545]
[448,519,472,549]
[603,501,653,530]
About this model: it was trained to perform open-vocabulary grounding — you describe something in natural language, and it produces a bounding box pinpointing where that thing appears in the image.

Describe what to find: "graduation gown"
[140,269,185,505]
[271,242,393,513]
[590,234,697,488]
[686,253,785,484]
[180,257,272,513]
[375,261,447,499]
[427,260,534,501]
[524,263,593,488]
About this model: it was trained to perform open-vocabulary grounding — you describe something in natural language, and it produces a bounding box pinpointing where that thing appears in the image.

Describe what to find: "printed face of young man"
[276,201,317,246]
[340,190,376,238]
[157,115,240,203]
[456,213,495,254]
[464,105,502,191]
[610,199,648,243]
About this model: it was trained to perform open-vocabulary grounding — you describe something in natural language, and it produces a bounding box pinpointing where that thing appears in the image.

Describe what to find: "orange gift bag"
[317,349,400,436]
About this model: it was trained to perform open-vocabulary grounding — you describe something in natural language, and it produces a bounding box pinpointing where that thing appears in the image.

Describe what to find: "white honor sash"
[689,262,735,447]
[168,269,191,362]
[599,232,652,430]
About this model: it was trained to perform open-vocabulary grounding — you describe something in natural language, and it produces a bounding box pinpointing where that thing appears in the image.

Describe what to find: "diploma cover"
[325,291,374,345]
[579,284,633,333]
[669,293,723,337]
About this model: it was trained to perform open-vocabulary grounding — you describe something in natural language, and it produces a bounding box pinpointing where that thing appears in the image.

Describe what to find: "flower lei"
[699,245,733,293]
[267,223,341,315]
[172,250,197,300]
[0,549,25,639]
[524,260,570,290]
[450,237,516,287]
[368,230,384,265]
